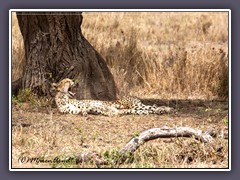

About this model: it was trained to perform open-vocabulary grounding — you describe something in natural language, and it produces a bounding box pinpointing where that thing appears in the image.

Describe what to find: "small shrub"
[13,88,52,107]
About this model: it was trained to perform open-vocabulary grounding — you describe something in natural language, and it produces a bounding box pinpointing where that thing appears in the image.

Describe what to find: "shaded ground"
[11,98,229,169]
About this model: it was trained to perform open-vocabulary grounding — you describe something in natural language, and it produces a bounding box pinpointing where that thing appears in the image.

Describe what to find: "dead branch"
[76,126,219,166]
[117,126,215,164]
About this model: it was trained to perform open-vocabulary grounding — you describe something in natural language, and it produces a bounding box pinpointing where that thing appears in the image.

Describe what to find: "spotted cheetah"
[52,78,173,116]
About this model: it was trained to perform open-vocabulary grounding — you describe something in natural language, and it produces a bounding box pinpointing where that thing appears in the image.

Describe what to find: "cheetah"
[114,95,173,115]
[52,78,173,116]
[52,78,120,116]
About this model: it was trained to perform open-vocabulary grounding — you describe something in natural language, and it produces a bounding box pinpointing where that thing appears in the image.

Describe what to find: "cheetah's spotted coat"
[53,78,173,116]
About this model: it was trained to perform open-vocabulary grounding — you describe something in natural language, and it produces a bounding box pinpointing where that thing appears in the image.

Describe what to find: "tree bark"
[15,12,116,100]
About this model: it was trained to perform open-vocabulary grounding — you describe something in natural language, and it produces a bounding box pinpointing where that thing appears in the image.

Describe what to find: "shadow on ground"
[141,98,228,120]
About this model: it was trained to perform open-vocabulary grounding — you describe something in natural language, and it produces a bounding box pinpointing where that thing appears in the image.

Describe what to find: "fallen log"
[76,126,224,166]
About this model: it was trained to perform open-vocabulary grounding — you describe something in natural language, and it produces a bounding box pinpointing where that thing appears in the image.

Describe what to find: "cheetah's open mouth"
[68,91,75,98]
[68,82,76,98]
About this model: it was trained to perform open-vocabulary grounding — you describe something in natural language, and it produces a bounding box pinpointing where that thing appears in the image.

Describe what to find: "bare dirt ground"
[11,98,229,169]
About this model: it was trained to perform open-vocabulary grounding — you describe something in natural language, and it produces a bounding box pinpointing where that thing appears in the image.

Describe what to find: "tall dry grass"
[12,13,25,81]
[11,12,229,100]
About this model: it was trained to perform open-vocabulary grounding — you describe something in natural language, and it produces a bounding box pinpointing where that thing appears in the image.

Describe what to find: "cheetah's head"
[52,78,75,97]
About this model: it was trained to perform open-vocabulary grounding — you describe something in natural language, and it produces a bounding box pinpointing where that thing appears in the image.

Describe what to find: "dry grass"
[12,12,229,99]
[12,97,228,168]
[11,12,229,169]
[81,12,229,99]
[11,13,25,81]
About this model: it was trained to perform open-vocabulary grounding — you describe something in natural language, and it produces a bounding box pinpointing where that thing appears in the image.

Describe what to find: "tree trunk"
[15,12,117,101]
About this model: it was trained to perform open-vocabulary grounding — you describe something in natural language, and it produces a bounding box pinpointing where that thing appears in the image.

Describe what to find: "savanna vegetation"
[11,12,229,169]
